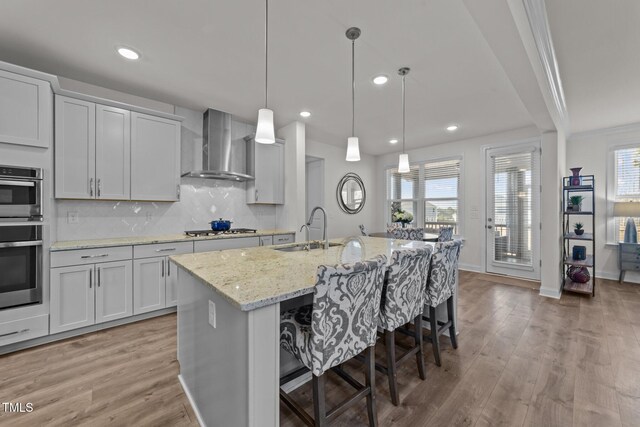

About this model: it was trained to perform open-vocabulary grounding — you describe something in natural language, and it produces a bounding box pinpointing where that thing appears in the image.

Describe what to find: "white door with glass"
[485,145,540,280]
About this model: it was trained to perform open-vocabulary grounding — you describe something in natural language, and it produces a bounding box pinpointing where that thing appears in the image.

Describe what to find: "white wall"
[566,124,640,283]
[55,106,278,241]
[306,139,379,239]
[375,126,540,272]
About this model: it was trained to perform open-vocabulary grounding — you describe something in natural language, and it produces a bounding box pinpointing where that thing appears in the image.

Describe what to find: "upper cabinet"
[0,69,52,148]
[246,137,284,205]
[131,112,180,201]
[55,96,180,202]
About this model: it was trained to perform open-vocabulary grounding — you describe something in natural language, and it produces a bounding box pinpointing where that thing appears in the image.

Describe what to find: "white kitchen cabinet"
[96,105,130,200]
[246,137,284,205]
[54,95,96,199]
[0,69,51,148]
[131,112,181,201]
[50,264,95,334]
[133,257,166,314]
[95,260,133,323]
[166,259,179,307]
[259,236,273,246]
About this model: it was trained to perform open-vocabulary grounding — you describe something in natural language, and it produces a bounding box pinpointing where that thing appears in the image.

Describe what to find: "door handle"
[487,225,493,229]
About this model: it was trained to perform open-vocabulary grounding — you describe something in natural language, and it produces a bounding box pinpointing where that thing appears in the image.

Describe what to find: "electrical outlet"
[208,300,216,328]
[67,212,79,224]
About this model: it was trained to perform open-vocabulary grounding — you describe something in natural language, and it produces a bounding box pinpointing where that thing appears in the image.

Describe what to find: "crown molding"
[569,121,640,141]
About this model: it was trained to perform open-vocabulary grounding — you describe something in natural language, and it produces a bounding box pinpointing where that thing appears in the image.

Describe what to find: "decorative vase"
[570,167,582,186]
[574,229,585,236]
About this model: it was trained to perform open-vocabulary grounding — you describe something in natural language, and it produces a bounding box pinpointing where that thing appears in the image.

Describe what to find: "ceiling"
[547,0,640,134]
[0,0,537,155]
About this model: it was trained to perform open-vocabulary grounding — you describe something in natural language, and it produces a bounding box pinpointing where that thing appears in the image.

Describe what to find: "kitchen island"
[171,236,458,427]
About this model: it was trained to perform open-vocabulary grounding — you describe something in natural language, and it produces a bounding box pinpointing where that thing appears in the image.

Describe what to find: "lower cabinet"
[133,257,166,315]
[50,260,132,334]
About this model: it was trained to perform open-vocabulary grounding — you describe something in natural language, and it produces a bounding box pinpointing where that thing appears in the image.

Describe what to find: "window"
[609,145,640,242]
[386,157,462,233]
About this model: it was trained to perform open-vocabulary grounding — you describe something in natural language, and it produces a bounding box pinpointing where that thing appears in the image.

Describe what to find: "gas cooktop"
[184,228,257,237]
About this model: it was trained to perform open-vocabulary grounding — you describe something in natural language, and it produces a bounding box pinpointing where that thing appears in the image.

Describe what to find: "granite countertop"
[50,229,295,251]
[170,236,433,311]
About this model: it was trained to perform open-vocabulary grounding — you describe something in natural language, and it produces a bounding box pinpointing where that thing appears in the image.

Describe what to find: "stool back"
[388,227,424,241]
[425,240,461,307]
[310,255,387,376]
[437,226,454,242]
[379,247,432,331]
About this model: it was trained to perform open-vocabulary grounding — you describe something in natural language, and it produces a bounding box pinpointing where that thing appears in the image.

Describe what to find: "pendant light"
[345,27,361,162]
[255,0,275,144]
[398,67,411,173]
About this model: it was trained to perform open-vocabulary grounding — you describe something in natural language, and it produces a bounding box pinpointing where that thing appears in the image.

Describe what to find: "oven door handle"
[0,240,43,248]
[0,180,35,187]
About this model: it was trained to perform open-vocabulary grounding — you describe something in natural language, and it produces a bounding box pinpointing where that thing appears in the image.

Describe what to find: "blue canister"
[572,245,586,261]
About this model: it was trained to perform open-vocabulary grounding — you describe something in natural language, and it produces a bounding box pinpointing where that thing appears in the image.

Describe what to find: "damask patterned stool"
[377,247,432,405]
[279,256,387,427]
[437,226,454,242]
[422,240,461,366]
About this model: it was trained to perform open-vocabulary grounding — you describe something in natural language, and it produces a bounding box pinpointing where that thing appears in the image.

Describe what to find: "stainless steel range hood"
[182,108,254,181]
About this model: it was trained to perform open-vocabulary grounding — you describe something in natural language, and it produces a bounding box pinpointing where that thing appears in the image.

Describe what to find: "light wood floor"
[2,272,640,426]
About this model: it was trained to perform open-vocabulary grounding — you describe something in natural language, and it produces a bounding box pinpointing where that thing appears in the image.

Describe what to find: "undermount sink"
[273,242,343,252]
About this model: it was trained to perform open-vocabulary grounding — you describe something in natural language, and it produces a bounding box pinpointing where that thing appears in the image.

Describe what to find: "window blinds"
[423,159,460,232]
[490,151,535,266]
[614,147,640,240]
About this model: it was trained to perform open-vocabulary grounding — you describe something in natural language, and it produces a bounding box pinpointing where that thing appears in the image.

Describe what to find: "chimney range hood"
[182,109,254,181]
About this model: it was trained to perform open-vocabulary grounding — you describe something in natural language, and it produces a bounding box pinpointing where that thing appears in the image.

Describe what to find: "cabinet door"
[0,69,51,148]
[133,257,166,314]
[254,141,284,204]
[96,105,130,200]
[95,260,132,324]
[130,112,180,201]
[55,96,96,199]
[165,258,178,307]
[50,265,95,334]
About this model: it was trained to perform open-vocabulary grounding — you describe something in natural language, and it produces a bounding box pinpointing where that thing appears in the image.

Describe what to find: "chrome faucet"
[299,224,311,251]
[307,206,329,249]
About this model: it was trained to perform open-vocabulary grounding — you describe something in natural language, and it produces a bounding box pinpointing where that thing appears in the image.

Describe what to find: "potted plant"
[569,195,585,212]
[391,204,414,228]
[574,222,585,236]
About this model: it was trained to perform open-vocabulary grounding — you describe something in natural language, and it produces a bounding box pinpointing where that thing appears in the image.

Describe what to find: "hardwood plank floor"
[1,272,639,426]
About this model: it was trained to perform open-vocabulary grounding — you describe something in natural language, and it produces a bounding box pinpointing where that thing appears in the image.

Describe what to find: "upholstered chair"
[387,227,424,241]
[378,247,432,405]
[437,226,454,242]
[423,240,462,366]
[359,224,368,236]
[280,255,387,426]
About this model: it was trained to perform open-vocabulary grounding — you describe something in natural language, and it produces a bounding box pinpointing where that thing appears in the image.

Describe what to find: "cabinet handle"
[97,267,101,287]
[161,260,165,277]
[97,179,101,197]
[0,329,29,339]
[168,260,171,276]
[177,185,181,200]
[81,254,108,259]
[255,189,258,202]
[89,268,92,288]
[89,178,94,197]
[155,248,176,252]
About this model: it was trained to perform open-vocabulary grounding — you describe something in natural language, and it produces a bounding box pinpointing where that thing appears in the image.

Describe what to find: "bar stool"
[377,247,432,405]
[388,227,424,241]
[437,226,454,242]
[422,240,461,366]
[279,255,387,426]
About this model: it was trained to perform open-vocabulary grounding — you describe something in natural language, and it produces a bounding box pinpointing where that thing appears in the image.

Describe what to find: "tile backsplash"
[55,178,277,241]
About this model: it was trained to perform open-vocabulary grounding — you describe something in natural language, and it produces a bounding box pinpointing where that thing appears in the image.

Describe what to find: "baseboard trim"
[539,287,562,299]
[179,374,207,427]
[459,263,483,273]
[0,307,177,356]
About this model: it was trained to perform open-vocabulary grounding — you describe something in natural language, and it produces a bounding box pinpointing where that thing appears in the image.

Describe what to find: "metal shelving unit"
[562,175,595,296]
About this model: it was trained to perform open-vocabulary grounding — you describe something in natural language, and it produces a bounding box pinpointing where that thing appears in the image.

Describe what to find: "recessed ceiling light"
[446,124,459,132]
[117,47,140,60]
[299,111,311,118]
[373,75,388,85]
[389,138,398,144]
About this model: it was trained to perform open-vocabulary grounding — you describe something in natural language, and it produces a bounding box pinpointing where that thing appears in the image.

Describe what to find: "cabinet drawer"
[134,241,193,259]
[194,237,260,252]
[51,246,132,268]
[0,314,48,346]
[621,252,640,263]
[620,244,640,255]
[620,262,640,271]
[260,236,274,246]
[273,234,295,245]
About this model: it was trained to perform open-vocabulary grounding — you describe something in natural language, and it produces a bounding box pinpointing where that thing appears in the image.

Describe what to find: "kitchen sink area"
[273,241,343,252]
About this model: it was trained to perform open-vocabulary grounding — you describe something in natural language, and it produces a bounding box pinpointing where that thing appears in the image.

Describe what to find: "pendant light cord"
[402,74,406,154]
[264,0,269,109]
[351,39,355,137]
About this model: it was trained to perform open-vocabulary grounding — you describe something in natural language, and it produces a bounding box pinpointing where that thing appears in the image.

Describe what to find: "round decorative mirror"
[336,173,366,214]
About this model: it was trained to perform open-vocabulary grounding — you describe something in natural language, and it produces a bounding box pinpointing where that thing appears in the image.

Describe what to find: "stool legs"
[385,330,399,406]
[413,314,426,380]
[364,346,378,427]
[447,296,458,349]
[312,374,327,427]
[429,306,442,367]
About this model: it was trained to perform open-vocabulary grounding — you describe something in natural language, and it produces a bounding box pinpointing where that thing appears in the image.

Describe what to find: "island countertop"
[170,236,432,311]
